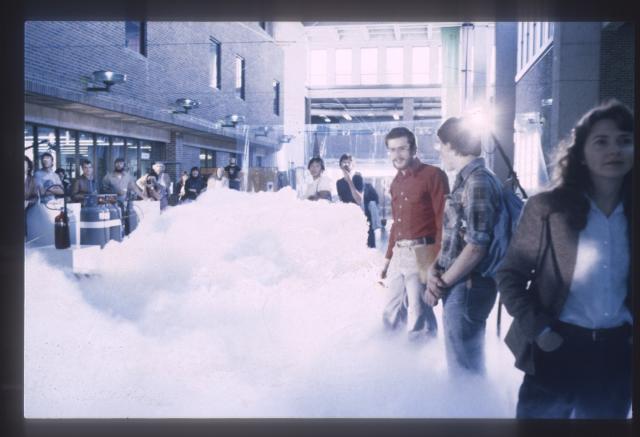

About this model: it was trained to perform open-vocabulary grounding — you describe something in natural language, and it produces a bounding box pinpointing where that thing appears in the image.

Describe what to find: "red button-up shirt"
[385,158,450,259]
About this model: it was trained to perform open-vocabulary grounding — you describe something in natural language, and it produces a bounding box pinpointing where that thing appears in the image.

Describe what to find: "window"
[272,80,280,115]
[126,139,139,178]
[360,48,378,85]
[516,22,554,81]
[235,55,245,100]
[437,45,443,84]
[23,124,168,183]
[209,38,221,90]
[411,46,429,84]
[335,48,352,85]
[139,141,163,177]
[125,21,147,56]
[36,126,58,171]
[111,137,126,166]
[200,149,216,168]
[309,50,327,86]
[57,129,76,178]
[385,47,404,84]
[95,135,109,181]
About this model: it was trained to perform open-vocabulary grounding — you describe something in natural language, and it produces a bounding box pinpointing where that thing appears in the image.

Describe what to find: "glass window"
[126,139,139,178]
[95,135,109,182]
[235,55,245,100]
[437,45,443,84]
[209,37,221,90]
[273,80,280,115]
[77,132,94,178]
[140,141,164,177]
[111,137,126,169]
[36,126,58,170]
[518,23,524,70]
[58,129,77,179]
[335,48,352,85]
[24,123,35,163]
[200,149,216,168]
[360,48,378,85]
[309,49,327,86]
[125,21,147,56]
[412,46,429,84]
[539,21,544,47]
[385,47,404,84]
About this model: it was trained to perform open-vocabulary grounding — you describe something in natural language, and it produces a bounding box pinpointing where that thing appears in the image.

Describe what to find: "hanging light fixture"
[172,98,200,114]
[86,70,126,92]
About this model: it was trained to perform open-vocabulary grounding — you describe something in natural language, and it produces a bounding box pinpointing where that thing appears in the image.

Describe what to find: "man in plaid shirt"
[426,117,502,375]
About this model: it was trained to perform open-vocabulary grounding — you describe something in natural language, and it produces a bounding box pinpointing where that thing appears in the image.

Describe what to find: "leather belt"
[554,321,632,342]
[395,236,435,247]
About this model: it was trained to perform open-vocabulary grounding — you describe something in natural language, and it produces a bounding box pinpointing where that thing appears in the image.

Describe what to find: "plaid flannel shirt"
[436,157,501,272]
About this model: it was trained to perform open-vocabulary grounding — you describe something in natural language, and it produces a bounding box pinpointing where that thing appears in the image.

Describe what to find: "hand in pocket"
[535,329,564,352]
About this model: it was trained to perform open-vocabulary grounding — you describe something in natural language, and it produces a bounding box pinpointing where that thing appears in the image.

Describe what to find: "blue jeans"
[383,245,437,337]
[516,322,632,418]
[442,273,497,375]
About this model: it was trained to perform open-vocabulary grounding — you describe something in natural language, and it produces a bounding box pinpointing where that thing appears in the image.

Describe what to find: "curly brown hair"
[551,99,633,230]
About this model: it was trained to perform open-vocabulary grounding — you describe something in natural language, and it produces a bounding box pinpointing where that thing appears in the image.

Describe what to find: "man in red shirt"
[380,127,450,340]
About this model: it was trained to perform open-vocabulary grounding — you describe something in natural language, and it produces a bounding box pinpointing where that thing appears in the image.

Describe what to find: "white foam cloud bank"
[25,188,523,418]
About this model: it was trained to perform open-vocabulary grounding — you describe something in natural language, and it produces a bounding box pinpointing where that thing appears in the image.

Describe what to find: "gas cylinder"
[54,208,70,249]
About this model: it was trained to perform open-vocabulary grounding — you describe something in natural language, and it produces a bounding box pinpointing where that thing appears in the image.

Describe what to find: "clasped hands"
[424,266,449,307]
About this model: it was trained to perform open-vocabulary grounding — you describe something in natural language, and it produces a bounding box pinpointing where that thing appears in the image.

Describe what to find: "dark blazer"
[496,189,631,375]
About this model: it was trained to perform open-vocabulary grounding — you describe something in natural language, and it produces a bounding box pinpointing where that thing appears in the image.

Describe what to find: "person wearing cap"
[380,127,449,341]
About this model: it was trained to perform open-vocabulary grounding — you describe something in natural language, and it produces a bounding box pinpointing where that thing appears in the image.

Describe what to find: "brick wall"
[25,21,285,129]
[599,23,634,109]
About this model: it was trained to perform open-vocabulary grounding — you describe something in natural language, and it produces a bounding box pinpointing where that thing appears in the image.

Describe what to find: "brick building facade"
[24,21,285,185]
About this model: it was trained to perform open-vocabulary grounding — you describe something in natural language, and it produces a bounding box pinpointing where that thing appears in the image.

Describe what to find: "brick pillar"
[165,130,183,181]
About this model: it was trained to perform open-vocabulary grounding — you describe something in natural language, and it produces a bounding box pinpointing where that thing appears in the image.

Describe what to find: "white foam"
[25,188,522,418]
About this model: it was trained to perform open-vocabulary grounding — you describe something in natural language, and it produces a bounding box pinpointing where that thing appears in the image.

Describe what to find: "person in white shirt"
[304,156,333,201]
[497,100,633,419]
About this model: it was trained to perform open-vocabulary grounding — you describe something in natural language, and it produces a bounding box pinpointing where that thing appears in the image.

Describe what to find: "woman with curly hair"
[497,100,633,418]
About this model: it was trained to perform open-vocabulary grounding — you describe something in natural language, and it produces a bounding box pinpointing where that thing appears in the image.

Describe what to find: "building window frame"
[515,21,554,83]
[125,21,147,57]
[272,80,280,115]
[360,47,379,85]
[235,55,245,100]
[209,37,221,90]
[335,48,353,85]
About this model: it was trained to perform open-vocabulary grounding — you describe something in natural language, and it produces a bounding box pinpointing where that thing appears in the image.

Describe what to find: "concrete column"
[549,22,601,151]
[402,97,415,121]
[493,22,517,181]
